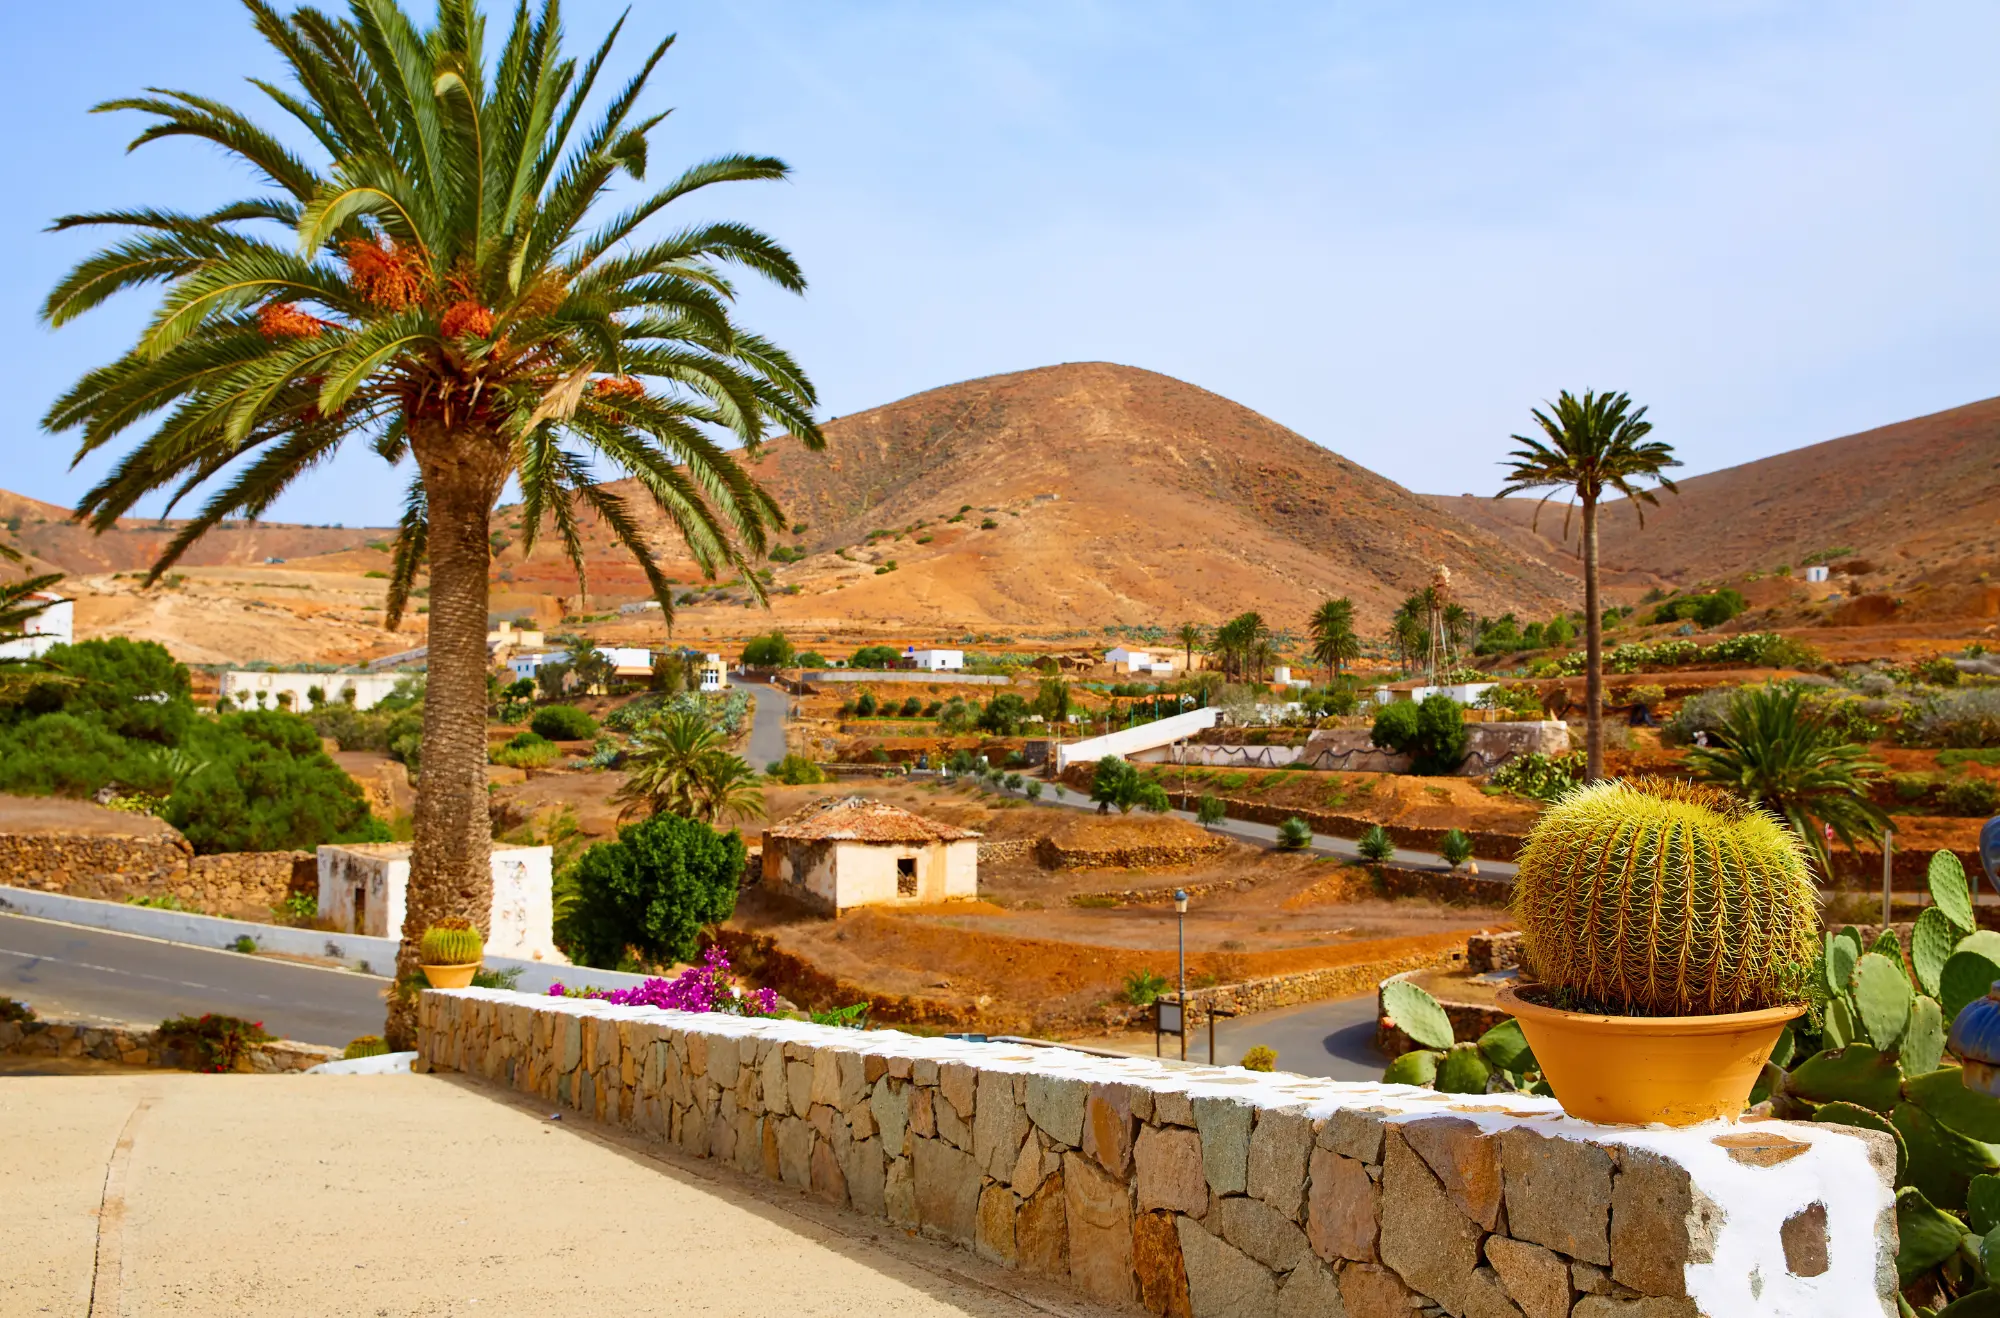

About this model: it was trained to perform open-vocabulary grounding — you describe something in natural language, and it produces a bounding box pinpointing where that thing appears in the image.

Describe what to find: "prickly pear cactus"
[1510,778,1819,1015]
[420,917,484,966]
[1378,979,1544,1096]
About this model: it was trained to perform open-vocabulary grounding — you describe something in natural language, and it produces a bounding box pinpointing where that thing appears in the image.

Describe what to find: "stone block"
[1213,1194,1312,1273]
[1320,1108,1385,1163]
[1028,1073,1089,1147]
[1064,1151,1135,1307]
[1307,1148,1377,1263]
[886,1155,917,1227]
[975,1069,1030,1180]
[910,1084,936,1139]
[888,1054,914,1080]
[1193,1097,1253,1197]
[1379,1131,1523,1318]
[1154,1088,1196,1127]
[811,1048,843,1107]
[1502,1128,1613,1266]
[1245,1107,1313,1221]
[914,1136,981,1242]
[708,1034,740,1089]
[811,1135,848,1205]
[1609,1146,1716,1298]
[935,1091,973,1153]
[761,1041,789,1116]
[778,1115,813,1190]
[977,1183,1019,1265]
[1133,1210,1192,1318]
[940,1061,977,1119]
[1085,1084,1137,1178]
[847,1136,887,1217]
[913,1056,939,1085]
[1138,1125,1211,1216]
[1401,1116,1504,1232]
[1013,1129,1055,1194]
[560,1016,582,1072]
[865,1054,888,1084]
[787,1059,814,1118]
[1018,1170,1069,1278]
[1274,1258,1341,1318]
[1339,1263,1417,1318]
[1174,1216,1277,1318]
[838,1050,871,1110]
[1781,1201,1828,1278]
[1486,1236,1573,1318]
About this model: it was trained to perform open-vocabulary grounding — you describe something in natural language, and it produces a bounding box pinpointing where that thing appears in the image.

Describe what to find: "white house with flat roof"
[1107,646,1177,676]
[317,841,561,961]
[698,653,727,692]
[222,670,407,710]
[908,649,963,671]
[0,592,71,661]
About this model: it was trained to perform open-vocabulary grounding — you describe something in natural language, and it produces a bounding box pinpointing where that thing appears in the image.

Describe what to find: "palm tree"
[1175,621,1203,674]
[1499,391,1679,781]
[43,2,822,1045]
[1307,598,1357,685]
[1685,684,1887,869]
[0,546,68,702]
[1390,595,1427,672]
[1213,611,1268,683]
[689,751,765,826]
[613,711,724,821]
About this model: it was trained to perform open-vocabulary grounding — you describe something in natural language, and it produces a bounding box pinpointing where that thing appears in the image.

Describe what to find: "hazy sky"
[5,2,1997,526]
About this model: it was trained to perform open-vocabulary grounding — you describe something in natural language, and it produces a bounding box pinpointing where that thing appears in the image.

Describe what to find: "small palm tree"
[41,2,822,1045]
[0,546,69,702]
[690,752,766,825]
[1176,621,1203,674]
[613,710,723,820]
[1685,684,1888,868]
[1308,598,1358,686]
[1499,391,1679,781]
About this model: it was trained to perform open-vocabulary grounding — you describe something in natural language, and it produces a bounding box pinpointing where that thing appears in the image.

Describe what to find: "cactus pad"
[1510,778,1819,1015]
[1851,952,1912,1050]
[420,917,484,966]
[1913,908,1959,998]
[1436,1042,1492,1094]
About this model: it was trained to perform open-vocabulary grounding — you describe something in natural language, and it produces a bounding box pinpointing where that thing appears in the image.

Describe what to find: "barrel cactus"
[1511,778,1819,1016]
[420,918,484,967]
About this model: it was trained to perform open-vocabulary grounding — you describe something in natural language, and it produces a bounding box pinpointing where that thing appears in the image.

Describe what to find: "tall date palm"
[42,0,823,1044]
[1499,391,1678,782]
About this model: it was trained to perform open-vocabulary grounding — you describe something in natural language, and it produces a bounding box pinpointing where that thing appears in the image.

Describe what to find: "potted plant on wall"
[419,918,484,990]
[1499,777,1819,1125]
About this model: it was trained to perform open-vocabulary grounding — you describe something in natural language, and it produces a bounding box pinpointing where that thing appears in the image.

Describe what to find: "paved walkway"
[731,674,791,768]
[7,1072,1089,1317]
[0,913,387,1047]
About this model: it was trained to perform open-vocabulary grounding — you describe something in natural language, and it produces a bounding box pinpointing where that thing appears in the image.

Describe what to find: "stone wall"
[1036,833,1230,871]
[976,839,1038,865]
[0,828,316,920]
[419,988,1898,1318]
[1146,723,1570,777]
[0,1013,338,1073]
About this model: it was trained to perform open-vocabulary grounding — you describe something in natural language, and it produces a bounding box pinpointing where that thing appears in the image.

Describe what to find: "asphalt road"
[732,675,791,769]
[0,913,388,1046]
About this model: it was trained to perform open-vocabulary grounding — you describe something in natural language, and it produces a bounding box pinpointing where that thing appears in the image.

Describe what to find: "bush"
[1196,795,1226,827]
[978,692,1033,736]
[796,650,827,669]
[1487,750,1586,802]
[1276,817,1312,850]
[1439,828,1474,867]
[158,1013,271,1072]
[1122,968,1169,1006]
[766,754,825,785]
[1905,689,2000,749]
[1003,772,1024,790]
[556,813,746,969]
[855,689,878,718]
[850,645,900,669]
[1649,589,1746,627]
[1024,780,1043,800]
[1239,1045,1278,1072]
[1371,694,1468,775]
[739,631,795,668]
[900,696,923,718]
[531,704,598,741]
[1090,756,1171,813]
[492,739,560,769]
[1943,777,2000,817]
[1357,825,1396,863]
[165,711,377,854]
[21,638,193,744]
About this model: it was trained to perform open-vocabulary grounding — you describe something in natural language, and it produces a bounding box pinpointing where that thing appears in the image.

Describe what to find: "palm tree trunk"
[1582,491,1604,782]
[384,435,505,1048]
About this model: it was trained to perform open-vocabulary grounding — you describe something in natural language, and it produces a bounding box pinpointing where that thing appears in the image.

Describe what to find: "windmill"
[1424,564,1452,687]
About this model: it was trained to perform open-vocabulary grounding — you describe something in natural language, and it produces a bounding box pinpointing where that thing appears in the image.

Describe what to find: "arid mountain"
[0,487,381,576]
[504,362,1580,637]
[1429,396,2000,620]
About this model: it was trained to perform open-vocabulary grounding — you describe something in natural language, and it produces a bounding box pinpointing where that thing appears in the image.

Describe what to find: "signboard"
[1156,1001,1183,1035]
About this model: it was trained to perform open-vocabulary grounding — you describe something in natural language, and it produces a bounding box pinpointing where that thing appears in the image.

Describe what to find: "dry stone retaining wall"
[419,988,1897,1317]
[0,828,314,920]
[0,1014,338,1073]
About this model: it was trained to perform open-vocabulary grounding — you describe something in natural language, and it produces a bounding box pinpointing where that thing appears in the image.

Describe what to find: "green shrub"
[1370,694,1468,774]
[1024,780,1043,800]
[20,638,193,744]
[492,739,560,769]
[1487,750,1586,802]
[740,631,795,667]
[1122,968,1169,1006]
[1439,828,1474,867]
[1239,1045,1278,1072]
[1943,777,2000,817]
[850,645,900,669]
[977,693,1032,736]
[556,814,746,969]
[1003,772,1024,790]
[530,704,598,741]
[1357,825,1396,863]
[159,1013,270,1072]
[1905,689,2000,749]
[855,689,878,718]
[1648,589,1746,627]
[766,754,825,785]
[164,711,377,854]
[1090,756,1171,813]
[796,650,827,669]
[1276,817,1313,850]
[1196,795,1226,827]
[899,696,922,717]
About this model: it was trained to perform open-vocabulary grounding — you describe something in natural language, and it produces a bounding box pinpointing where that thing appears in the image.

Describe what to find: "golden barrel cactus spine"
[420,918,484,967]
[1510,778,1819,1016]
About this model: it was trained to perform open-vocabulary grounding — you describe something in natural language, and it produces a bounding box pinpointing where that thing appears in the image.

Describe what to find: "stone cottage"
[760,797,980,915]
[317,842,560,961]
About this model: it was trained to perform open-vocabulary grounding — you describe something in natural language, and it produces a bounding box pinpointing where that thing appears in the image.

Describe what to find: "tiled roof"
[765,796,982,844]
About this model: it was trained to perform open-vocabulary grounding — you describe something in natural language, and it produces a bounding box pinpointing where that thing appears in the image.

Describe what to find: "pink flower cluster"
[547,947,779,1017]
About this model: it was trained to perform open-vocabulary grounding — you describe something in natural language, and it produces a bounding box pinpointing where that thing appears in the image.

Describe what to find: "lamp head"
[1174,889,1188,914]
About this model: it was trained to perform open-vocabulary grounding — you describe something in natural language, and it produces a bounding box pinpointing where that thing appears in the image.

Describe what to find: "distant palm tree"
[41,2,822,1045]
[1499,391,1679,781]
[1175,621,1204,674]
[1685,685,1887,868]
[1390,595,1427,672]
[613,711,723,820]
[1442,604,1473,658]
[1214,612,1268,682]
[690,751,766,826]
[0,544,67,701]
[1308,598,1357,685]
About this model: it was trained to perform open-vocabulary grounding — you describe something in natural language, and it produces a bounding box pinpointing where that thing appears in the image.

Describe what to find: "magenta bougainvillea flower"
[546,947,778,1016]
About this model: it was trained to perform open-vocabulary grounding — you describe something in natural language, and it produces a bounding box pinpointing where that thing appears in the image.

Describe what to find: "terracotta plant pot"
[420,963,479,990]
[1498,984,1803,1126]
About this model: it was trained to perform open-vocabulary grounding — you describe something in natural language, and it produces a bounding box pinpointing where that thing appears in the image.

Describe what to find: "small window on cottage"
[896,857,917,896]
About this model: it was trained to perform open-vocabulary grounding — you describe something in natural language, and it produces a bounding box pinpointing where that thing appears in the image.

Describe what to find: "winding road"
[731,674,792,769]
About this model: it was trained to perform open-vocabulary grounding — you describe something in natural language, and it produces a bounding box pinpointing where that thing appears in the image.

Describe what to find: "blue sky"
[4,2,1997,526]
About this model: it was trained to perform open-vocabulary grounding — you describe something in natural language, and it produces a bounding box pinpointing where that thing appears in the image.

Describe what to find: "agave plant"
[42,1,822,1046]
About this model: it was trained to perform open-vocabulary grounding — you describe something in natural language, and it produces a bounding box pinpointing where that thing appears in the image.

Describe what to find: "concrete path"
[1076,991,1387,1083]
[0,913,387,1046]
[6,1072,1085,1317]
[732,674,791,768]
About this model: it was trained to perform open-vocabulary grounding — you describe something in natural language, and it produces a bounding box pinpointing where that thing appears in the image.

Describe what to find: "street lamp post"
[1175,888,1189,1061]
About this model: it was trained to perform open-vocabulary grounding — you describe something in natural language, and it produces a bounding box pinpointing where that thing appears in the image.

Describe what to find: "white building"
[908,648,964,671]
[1106,646,1176,676]
[0,592,71,661]
[221,670,408,710]
[698,653,727,692]
[1805,565,1831,583]
[1375,681,1499,706]
[317,842,562,962]
[760,797,980,915]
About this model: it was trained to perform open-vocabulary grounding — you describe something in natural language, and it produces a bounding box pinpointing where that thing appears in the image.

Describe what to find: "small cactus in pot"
[1498,778,1820,1124]
[419,917,485,989]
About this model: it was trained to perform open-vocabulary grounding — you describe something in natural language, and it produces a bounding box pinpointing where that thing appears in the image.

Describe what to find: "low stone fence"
[1141,722,1569,777]
[0,828,316,920]
[1,1013,339,1073]
[420,988,1895,1318]
[977,839,1038,865]
[1036,833,1230,871]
